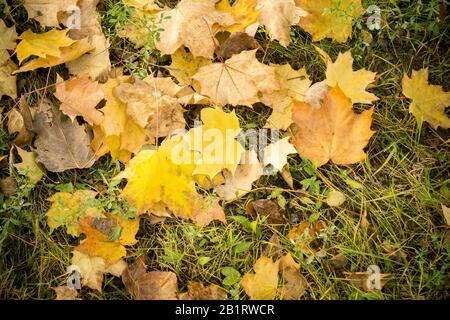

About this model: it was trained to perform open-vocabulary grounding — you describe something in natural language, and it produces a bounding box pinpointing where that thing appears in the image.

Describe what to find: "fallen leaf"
[264,105,293,130]
[168,47,211,87]
[23,0,78,27]
[324,50,378,104]
[122,258,179,300]
[66,0,111,80]
[288,220,327,253]
[71,250,126,291]
[402,68,450,129]
[54,74,104,125]
[261,64,311,111]
[256,0,307,47]
[216,0,260,33]
[215,150,264,201]
[53,286,80,300]
[303,81,330,108]
[33,103,96,172]
[76,215,139,263]
[16,28,75,64]
[219,32,260,60]
[0,50,18,99]
[241,256,279,300]
[263,137,297,172]
[91,76,149,163]
[193,49,280,106]
[15,37,94,73]
[188,107,244,179]
[298,0,364,43]
[7,97,34,147]
[0,19,17,50]
[155,0,235,58]
[46,190,104,236]
[246,199,286,223]
[277,253,307,300]
[291,85,375,167]
[13,146,44,184]
[181,281,227,300]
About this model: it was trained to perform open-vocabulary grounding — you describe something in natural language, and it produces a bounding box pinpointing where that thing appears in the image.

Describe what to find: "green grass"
[0,0,449,300]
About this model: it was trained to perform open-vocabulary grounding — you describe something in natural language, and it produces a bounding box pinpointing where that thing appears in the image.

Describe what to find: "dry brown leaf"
[33,102,96,172]
[278,253,307,300]
[246,199,286,224]
[291,85,375,167]
[193,49,280,106]
[54,74,104,125]
[219,32,260,60]
[7,97,34,147]
[180,281,227,300]
[53,286,80,300]
[122,258,179,300]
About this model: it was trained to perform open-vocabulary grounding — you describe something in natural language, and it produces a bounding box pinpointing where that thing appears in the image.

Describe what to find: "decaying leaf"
[7,97,34,146]
[291,85,375,167]
[324,50,378,104]
[13,146,44,184]
[442,205,450,226]
[402,68,450,129]
[193,49,280,106]
[155,0,235,58]
[298,0,364,43]
[246,199,286,224]
[46,190,103,236]
[54,74,104,125]
[180,281,227,300]
[215,150,264,201]
[0,176,17,197]
[218,32,260,60]
[277,253,307,300]
[33,103,96,172]
[71,250,126,291]
[288,220,327,253]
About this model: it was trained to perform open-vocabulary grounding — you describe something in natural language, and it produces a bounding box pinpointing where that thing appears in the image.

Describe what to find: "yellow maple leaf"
[323,50,378,104]
[168,48,211,87]
[14,37,94,73]
[298,0,364,43]
[290,85,375,167]
[402,68,450,129]
[76,215,139,263]
[193,49,280,106]
[241,256,279,300]
[91,76,149,163]
[46,190,104,237]
[16,29,75,64]
[216,0,260,33]
[187,107,245,179]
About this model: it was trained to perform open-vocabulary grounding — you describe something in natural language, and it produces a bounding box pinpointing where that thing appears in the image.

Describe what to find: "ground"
[0,0,449,299]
